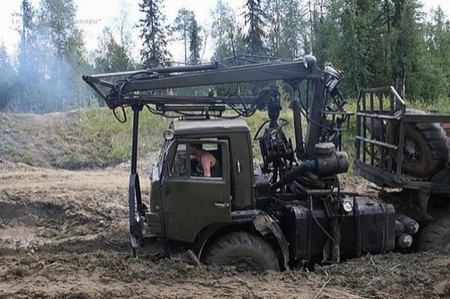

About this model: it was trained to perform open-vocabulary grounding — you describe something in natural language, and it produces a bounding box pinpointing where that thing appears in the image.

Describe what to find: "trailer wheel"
[389,109,449,178]
[203,231,280,272]
[416,217,450,253]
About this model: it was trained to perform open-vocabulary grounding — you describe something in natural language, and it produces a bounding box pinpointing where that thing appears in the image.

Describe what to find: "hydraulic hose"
[271,160,316,190]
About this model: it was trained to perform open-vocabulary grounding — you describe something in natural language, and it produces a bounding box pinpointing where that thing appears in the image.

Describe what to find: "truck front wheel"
[416,217,450,253]
[203,231,280,272]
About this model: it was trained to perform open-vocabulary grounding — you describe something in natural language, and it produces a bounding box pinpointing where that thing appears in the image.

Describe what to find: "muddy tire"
[416,217,450,253]
[203,231,280,272]
[390,109,449,178]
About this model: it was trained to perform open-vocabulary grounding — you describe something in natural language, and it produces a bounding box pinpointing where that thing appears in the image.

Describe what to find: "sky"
[0,0,245,62]
[1,0,449,62]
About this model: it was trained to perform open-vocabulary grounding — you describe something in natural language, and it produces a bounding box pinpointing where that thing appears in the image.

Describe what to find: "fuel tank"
[281,195,396,262]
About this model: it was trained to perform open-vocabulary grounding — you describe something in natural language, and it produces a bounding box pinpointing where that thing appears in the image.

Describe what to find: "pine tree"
[36,0,87,111]
[173,8,195,64]
[0,44,15,111]
[189,17,202,64]
[319,0,393,95]
[211,0,244,61]
[418,6,450,100]
[282,0,306,59]
[95,27,135,73]
[264,0,283,57]
[264,0,305,59]
[95,11,136,73]
[389,0,423,97]
[307,0,327,58]
[17,0,37,83]
[244,0,267,56]
[14,0,36,111]
[137,0,171,67]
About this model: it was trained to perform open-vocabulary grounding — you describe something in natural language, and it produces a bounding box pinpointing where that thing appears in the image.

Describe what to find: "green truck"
[83,55,449,271]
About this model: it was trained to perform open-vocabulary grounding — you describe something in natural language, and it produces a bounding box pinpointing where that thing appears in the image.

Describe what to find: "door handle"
[215,202,230,208]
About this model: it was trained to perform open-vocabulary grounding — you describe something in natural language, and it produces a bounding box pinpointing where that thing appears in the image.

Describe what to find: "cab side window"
[168,142,223,179]
[190,143,222,178]
[170,143,189,177]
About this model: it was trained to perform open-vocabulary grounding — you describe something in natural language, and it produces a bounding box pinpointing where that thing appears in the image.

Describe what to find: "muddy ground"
[0,157,449,299]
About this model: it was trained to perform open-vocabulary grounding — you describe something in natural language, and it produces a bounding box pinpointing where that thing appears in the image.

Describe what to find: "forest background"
[0,0,449,114]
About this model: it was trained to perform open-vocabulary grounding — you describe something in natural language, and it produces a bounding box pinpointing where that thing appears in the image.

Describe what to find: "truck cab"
[147,117,257,245]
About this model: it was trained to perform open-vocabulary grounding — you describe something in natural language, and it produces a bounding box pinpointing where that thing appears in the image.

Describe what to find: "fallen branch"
[313,276,333,299]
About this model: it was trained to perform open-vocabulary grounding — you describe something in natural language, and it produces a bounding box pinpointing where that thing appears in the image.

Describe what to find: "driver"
[189,143,221,177]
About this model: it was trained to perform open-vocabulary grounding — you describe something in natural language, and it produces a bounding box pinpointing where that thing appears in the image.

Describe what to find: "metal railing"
[354,86,450,193]
[354,86,406,185]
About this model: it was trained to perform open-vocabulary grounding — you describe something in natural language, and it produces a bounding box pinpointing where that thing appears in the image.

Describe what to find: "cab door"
[161,140,230,243]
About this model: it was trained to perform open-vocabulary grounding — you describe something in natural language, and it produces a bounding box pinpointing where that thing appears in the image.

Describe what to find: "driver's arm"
[201,157,212,177]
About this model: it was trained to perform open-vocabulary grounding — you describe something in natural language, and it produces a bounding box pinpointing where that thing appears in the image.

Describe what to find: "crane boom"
[82,56,319,107]
[83,55,349,160]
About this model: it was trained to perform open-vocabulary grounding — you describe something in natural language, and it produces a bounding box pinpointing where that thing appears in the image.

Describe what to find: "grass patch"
[405,96,450,114]
[1,94,446,171]
[0,108,170,169]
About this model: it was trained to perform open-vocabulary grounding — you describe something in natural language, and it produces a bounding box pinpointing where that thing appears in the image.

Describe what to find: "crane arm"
[82,56,320,110]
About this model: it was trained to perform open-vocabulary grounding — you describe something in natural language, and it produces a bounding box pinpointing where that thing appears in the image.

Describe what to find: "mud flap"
[253,211,290,270]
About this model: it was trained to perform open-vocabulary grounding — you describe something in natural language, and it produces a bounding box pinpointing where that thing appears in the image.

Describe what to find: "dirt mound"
[0,159,449,298]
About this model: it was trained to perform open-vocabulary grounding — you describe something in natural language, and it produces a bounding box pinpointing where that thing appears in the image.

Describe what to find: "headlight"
[342,198,353,213]
[163,129,175,141]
